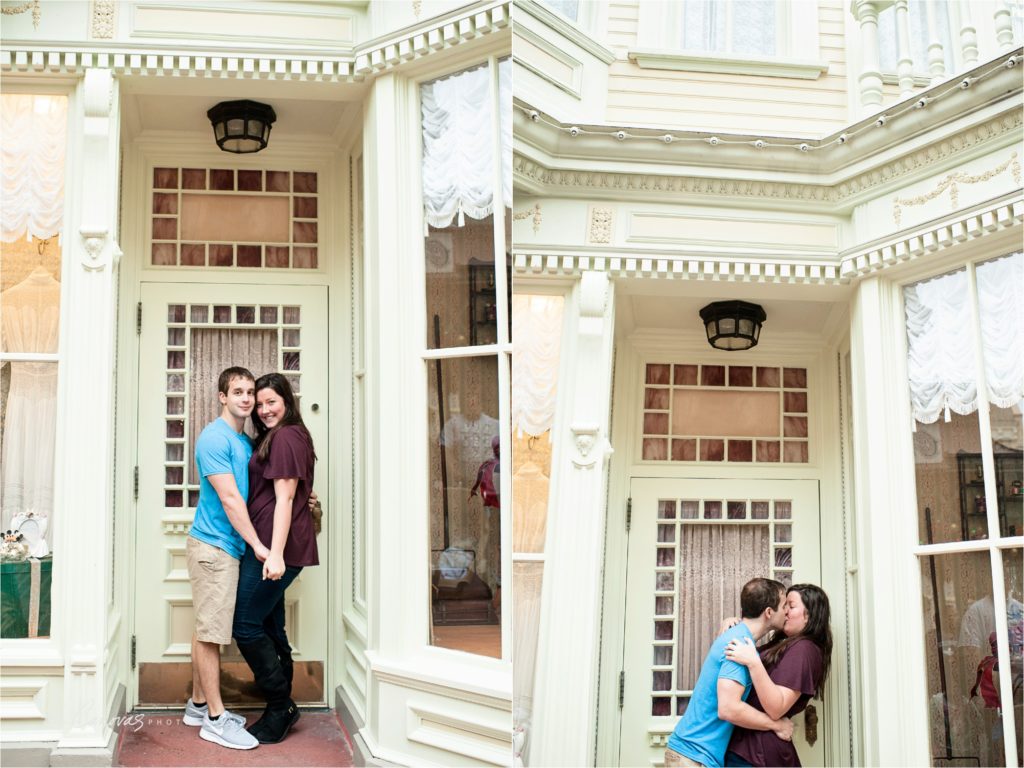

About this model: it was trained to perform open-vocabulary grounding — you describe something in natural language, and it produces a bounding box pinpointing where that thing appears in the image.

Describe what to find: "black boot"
[248,636,294,736]
[236,635,300,744]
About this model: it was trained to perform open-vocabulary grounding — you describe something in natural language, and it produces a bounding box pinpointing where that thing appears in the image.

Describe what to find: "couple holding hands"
[182,367,319,751]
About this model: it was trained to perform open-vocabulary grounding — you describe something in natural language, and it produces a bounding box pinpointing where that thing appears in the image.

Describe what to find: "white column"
[848,277,930,766]
[994,0,1015,50]
[957,0,979,68]
[529,271,615,767]
[924,0,947,84]
[853,0,884,111]
[894,0,915,96]
[53,68,121,756]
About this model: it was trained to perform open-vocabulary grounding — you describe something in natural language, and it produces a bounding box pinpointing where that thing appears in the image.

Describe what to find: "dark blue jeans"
[232,545,302,645]
[724,751,754,767]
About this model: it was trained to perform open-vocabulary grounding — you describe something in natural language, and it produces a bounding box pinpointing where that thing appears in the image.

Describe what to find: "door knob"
[311,403,320,412]
[804,703,818,746]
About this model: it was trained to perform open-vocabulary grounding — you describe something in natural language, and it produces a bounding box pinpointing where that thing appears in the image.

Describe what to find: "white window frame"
[899,254,1023,768]
[630,0,827,79]
[417,56,513,663]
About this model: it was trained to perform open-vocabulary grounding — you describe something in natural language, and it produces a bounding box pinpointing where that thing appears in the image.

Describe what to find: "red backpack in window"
[471,435,500,509]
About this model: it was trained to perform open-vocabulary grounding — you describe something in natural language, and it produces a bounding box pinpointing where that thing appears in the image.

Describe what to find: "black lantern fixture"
[206,100,276,154]
[699,300,766,351]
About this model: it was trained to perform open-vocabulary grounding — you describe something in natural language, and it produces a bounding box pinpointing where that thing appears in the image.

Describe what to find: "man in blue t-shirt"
[184,367,270,751]
[665,578,793,767]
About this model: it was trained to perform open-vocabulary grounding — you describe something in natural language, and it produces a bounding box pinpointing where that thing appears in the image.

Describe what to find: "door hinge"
[130,635,137,670]
[133,466,139,500]
[136,302,142,334]
[618,670,625,708]
[625,497,632,532]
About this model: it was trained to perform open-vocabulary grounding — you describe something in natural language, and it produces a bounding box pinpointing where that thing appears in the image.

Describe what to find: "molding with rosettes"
[0,1,509,81]
[588,206,613,244]
[514,196,1024,284]
[514,111,1022,211]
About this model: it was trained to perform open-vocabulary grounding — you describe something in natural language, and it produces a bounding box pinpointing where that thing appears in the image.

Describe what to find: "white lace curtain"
[188,329,278,485]
[904,253,1023,424]
[677,524,769,691]
[512,295,564,437]
[1,94,67,243]
[420,58,511,229]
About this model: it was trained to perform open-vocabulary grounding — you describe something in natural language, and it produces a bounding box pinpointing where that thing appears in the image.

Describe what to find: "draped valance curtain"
[903,252,1023,423]
[420,58,511,229]
[1,94,67,243]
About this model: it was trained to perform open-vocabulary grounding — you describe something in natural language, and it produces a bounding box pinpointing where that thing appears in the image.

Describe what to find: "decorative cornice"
[0,1,509,82]
[514,111,1022,211]
[513,196,1024,284]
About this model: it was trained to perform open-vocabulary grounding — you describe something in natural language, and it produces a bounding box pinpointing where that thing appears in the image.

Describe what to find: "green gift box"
[1,556,52,638]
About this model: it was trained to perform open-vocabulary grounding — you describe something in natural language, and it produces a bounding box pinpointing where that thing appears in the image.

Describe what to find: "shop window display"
[904,252,1024,766]
[421,59,511,658]
[0,94,67,638]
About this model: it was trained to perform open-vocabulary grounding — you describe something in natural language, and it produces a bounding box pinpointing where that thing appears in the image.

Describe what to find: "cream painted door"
[134,282,329,705]
[620,478,823,767]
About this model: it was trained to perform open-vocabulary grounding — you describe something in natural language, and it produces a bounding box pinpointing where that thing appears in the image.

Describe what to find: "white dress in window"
[1,266,60,547]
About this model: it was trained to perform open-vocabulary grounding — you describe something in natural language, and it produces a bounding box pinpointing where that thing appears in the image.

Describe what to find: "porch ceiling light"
[699,300,766,351]
[207,100,276,154]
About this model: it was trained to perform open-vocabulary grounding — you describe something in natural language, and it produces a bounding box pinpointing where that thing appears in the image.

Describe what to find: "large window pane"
[990,406,1023,538]
[921,551,1004,765]
[1002,549,1023,762]
[914,413,990,544]
[428,356,501,657]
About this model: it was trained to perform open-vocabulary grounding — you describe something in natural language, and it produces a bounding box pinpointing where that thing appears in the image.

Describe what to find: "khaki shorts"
[664,749,705,767]
[186,536,239,645]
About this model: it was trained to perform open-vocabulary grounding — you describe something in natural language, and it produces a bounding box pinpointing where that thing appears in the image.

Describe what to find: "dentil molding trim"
[0,1,509,82]
[514,196,1024,285]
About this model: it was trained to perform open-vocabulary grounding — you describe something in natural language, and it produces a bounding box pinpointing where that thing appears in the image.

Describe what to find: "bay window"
[903,252,1023,767]
[0,93,67,639]
[420,58,511,659]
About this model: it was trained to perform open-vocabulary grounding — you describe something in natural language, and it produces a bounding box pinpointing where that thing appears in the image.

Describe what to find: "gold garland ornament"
[893,151,1020,226]
[1,0,40,28]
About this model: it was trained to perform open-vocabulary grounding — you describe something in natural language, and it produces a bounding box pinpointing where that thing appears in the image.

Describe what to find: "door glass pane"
[991,406,1023,538]
[428,356,501,657]
[920,551,1007,766]
[187,328,279,486]
[676,524,769,691]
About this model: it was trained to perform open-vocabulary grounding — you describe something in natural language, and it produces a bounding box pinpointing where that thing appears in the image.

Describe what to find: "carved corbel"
[79,227,109,271]
[570,424,612,470]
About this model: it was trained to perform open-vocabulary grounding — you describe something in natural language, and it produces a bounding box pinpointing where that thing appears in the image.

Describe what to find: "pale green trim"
[628,47,828,79]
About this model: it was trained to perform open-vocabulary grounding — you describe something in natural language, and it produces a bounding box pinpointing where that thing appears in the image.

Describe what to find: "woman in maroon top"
[722,584,833,767]
[231,373,318,745]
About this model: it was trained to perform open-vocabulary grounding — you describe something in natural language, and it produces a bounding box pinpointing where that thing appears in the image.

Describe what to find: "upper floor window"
[537,0,579,22]
[681,0,776,56]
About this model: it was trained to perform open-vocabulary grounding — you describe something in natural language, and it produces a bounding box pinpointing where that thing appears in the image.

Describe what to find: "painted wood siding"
[604,0,851,137]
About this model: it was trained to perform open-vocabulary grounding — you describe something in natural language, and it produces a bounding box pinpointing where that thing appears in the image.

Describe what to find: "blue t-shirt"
[189,417,252,559]
[667,623,754,768]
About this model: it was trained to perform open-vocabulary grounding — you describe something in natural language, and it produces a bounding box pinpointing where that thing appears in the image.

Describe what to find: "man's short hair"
[217,366,255,395]
[739,578,786,619]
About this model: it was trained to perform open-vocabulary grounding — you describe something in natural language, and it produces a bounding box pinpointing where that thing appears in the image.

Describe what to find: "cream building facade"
[512,1,1023,766]
[1,1,511,766]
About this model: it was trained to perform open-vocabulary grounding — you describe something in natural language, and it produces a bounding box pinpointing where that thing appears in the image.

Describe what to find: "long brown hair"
[759,584,833,699]
[252,373,317,463]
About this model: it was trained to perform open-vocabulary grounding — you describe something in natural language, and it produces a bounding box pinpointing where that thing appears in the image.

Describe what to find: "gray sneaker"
[182,698,245,727]
[199,711,259,750]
